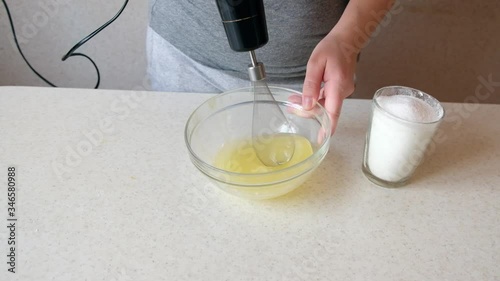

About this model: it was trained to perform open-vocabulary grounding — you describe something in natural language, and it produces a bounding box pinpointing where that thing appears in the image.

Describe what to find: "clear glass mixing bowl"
[184,86,331,200]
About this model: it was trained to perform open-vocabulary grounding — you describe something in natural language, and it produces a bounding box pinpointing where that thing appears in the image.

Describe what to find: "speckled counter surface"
[0,86,498,281]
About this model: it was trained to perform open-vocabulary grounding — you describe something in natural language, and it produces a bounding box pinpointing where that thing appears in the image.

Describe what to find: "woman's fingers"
[302,57,326,110]
[322,78,355,135]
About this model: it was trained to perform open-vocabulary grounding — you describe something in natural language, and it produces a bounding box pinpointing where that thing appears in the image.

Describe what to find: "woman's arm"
[302,0,395,134]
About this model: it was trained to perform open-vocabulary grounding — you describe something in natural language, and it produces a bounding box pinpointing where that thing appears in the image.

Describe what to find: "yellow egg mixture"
[214,134,314,175]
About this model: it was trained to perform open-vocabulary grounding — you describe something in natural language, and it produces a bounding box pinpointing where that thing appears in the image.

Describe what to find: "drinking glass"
[362,86,445,187]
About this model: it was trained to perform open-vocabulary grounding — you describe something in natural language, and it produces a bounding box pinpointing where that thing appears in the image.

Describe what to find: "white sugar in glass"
[362,86,445,187]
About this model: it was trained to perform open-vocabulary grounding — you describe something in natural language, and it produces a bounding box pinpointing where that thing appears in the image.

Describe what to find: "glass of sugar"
[362,86,445,187]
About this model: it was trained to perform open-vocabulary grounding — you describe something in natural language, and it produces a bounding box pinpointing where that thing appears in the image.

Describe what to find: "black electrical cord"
[1,0,129,89]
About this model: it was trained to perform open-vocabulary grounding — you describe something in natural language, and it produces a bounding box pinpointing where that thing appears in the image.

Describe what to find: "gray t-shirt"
[148,0,348,91]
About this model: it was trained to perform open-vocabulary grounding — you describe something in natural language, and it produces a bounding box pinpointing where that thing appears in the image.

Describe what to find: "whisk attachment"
[248,51,296,166]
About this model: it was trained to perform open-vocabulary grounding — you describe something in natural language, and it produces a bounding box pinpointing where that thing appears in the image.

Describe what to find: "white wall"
[1,0,499,103]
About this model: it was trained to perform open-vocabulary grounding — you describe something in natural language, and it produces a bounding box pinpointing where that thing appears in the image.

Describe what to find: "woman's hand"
[302,32,358,135]
[300,0,394,135]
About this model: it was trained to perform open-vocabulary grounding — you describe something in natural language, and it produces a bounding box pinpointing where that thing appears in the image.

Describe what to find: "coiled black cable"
[1,0,129,89]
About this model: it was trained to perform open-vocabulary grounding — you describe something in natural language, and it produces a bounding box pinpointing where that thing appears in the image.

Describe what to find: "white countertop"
[0,86,499,281]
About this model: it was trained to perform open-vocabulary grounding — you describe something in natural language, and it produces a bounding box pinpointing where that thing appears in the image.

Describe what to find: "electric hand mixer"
[216,0,295,166]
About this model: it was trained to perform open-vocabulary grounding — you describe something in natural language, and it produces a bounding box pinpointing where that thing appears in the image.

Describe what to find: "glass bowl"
[184,86,331,200]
